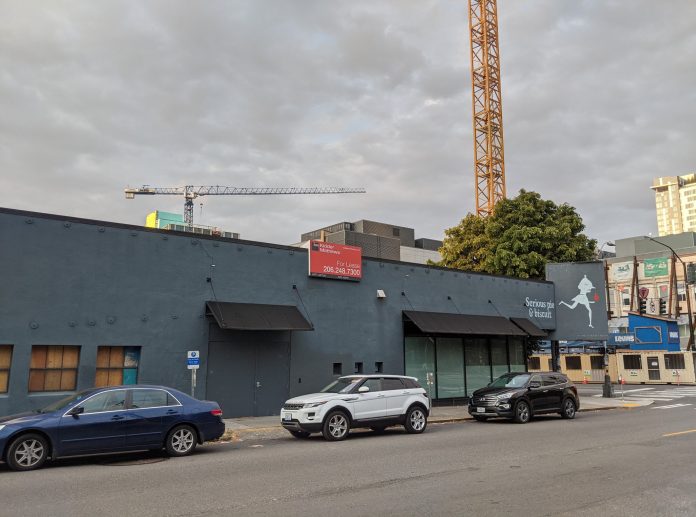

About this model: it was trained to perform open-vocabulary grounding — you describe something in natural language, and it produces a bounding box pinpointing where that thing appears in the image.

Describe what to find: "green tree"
[438,190,597,279]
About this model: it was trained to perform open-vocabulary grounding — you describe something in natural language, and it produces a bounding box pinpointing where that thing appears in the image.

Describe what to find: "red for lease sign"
[308,240,362,281]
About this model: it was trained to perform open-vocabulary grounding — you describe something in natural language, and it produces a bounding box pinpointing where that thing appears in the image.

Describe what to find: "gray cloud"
[1,1,695,248]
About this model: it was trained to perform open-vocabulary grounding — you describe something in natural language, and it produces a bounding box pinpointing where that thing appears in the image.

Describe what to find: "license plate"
[476,407,485,413]
[283,413,292,421]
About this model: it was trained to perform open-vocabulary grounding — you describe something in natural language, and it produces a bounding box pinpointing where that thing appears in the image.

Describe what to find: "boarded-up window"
[528,357,541,370]
[664,353,685,370]
[590,356,604,370]
[0,345,12,393]
[623,354,642,370]
[29,346,80,392]
[565,356,582,370]
[95,346,141,387]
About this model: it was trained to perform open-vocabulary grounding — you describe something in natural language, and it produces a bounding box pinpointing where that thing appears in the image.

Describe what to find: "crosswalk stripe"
[653,403,692,409]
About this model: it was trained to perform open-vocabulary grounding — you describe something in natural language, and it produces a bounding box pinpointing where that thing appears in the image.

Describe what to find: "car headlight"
[0,424,5,432]
[497,394,511,402]
[303,401,327,408]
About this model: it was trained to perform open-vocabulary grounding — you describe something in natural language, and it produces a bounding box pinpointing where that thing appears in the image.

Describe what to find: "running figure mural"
[558,275,599,328]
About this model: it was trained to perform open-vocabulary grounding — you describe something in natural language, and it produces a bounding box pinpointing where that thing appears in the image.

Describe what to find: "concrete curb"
[219,404,637,442]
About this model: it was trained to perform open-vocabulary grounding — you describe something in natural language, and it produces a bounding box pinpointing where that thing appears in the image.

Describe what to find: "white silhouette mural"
[558,274,599,328]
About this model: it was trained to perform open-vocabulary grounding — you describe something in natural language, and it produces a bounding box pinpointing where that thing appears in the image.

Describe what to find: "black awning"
[403,311,526,336]
[510,317,548,338]
[206,301,313,331]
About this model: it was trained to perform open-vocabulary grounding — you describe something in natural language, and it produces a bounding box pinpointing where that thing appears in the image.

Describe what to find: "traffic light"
[659,298,667,315]
[639,298,647,314]
[687,263,696,285]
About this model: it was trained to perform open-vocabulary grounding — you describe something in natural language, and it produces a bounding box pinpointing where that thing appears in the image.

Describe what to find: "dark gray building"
[300,219,442,262]
[0,207,553,417]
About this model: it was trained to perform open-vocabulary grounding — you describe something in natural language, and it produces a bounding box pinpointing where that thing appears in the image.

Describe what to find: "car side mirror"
[529,381,541,389]
[67,406,84,417]
[358,386,370,393]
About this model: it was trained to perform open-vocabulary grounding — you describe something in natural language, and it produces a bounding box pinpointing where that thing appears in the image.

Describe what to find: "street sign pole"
[187,350,200,398]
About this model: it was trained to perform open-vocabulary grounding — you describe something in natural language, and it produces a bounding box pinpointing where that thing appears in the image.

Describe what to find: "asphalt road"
[3,399,696,517]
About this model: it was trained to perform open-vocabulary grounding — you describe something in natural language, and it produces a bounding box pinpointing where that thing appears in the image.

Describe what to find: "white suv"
[280,375,430,441]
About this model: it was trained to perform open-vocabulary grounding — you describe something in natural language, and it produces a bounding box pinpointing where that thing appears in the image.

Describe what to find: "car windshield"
[489,374,531,388]
[38,389,99,413]
[320,377,362,394]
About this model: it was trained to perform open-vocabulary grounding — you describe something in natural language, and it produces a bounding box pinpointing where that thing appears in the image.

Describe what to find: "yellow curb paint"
[663,429,696,438]
[622,403,640,408]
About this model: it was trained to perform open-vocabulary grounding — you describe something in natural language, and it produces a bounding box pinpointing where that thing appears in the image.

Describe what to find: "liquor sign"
[308,240,362,281]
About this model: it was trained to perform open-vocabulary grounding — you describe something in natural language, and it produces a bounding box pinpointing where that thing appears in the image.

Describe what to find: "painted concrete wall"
[0,208,555,416]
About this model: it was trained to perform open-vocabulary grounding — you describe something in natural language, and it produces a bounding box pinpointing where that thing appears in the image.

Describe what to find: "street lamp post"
[599,241,615,398]
[644,236,695,350]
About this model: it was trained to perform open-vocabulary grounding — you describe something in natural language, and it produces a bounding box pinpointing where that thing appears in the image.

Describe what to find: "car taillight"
[211,408,223,417]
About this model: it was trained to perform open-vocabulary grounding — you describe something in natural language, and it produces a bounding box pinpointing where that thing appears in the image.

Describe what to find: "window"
[542,375,559,386]
[131,389,173,409]
[590,356,604,370]
[528,357,541,370]
[374,361,384,373]
[565,356,582,370]
[0,345,12,393]
[382,378,405,390]
[333,362,342,375]
[664,354,685,370]
[29,345,80,392]
[95,346,140,387]
[354,362,363,374]
[623,355,642,370]
[361,378,381,392]
[392,227,400,237]
[79,389,127,414]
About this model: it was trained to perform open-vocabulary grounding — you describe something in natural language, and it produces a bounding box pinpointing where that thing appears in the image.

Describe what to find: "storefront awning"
[206,301,313,331]
[403,311,526,336]
[510,317,548,338]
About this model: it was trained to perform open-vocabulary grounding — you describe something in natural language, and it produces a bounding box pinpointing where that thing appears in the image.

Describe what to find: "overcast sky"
[2,1,695,247]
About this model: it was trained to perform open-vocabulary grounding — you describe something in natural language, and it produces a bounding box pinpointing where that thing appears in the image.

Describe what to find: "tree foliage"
[438,190,597,279]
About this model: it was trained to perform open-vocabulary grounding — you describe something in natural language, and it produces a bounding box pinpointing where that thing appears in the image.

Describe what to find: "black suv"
[468,372,579,424]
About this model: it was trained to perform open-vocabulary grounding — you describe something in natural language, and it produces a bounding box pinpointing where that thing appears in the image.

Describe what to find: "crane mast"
[468,0,506,216]
[124,185,366,227]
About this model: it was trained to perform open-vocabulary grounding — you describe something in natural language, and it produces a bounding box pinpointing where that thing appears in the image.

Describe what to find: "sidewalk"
[223,396,649,433]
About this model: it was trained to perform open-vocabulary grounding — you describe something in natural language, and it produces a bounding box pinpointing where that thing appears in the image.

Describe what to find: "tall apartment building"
[651,174,696,236]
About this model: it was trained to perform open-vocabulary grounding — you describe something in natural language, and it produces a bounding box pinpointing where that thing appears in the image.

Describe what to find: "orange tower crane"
[468,0,506,216]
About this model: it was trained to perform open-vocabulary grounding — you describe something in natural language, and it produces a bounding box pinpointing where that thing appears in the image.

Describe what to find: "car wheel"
[370,426,387,434]
[322,410,350,441]
[404,405,428,434]
[514,401,531,424]
[6,433,49,471]
[289,430,311,439]
[473,415,488,422]
[165,425,197,456]
[561,398,577,419]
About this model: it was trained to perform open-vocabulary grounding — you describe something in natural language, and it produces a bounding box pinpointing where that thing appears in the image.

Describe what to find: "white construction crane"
[124,185,366,227]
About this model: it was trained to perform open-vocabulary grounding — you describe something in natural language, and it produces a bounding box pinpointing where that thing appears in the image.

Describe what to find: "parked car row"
[0,372,579,471]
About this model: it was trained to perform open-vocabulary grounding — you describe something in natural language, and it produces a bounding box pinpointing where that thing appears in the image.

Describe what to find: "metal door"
[647,356,661,381]
[254,340,290,417]
[207,335,255,418]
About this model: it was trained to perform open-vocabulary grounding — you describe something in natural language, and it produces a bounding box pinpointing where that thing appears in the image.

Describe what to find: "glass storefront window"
[435,338,465,398]
[405,337,435,398]
[491,338,509,380]
[509,337,526,372]
[465,338,490,395]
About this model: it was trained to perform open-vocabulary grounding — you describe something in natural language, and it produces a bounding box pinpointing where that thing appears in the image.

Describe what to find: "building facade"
[0,207,552,417]
[651,174,696,236]
[299,219,442,264]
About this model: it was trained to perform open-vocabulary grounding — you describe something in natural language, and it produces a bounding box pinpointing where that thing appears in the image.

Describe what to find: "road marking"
[652,403,692,410]
[663,429,696,437]
[622,388,655,393]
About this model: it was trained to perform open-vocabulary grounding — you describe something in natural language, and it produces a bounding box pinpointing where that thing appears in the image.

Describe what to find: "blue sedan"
[0,385,225,471]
